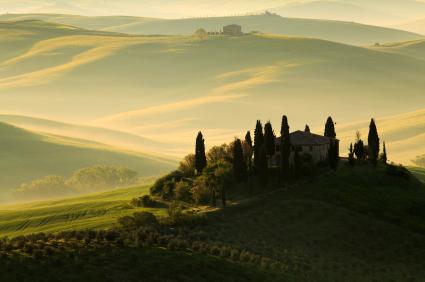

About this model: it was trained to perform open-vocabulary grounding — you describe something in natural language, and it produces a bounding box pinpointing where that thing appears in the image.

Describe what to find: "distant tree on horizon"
[194,28,208,40]
[368,119,380,166]
[280,115,291,181]
[195,131,207,174]
[264,121,276,157]
[253,120,264,171]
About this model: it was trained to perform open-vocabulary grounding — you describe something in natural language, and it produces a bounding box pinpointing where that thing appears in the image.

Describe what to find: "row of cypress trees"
[194,115,339,185]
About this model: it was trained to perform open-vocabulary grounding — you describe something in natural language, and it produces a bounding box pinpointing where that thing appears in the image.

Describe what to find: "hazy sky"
[1,0,425,26]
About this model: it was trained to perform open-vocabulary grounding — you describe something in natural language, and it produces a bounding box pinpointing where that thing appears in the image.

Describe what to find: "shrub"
[178,154,196,177]
[130,195,157,208]
[117,216,136,230]
[191,177,211,204]
[167,202,185,223]
[150,170,184,200]
[133,212,159,229]
[175,181,193,202]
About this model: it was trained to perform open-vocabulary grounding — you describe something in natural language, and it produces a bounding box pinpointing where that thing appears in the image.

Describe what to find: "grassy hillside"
[1,13,422,46]
[0,20,424,165]
[372,39,425,60]
[0,185,166,237]
[1,165,425,281]
[0,122,175,200]
[411,167,425,183]
[0,114,184,157]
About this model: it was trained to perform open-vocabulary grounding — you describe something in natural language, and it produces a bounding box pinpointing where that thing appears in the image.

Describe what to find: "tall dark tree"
[280,115,291,180]
[354,131,366,161]
[258,144,268,188]
[244,131,253,170]
[328,141,339,170]
[348,143,355,167]
[305,124,310,133]
[195,131,207,174]
[381,141,388,164]
[253,120,264,170]
[368,118,380,166]
[233,138,247,182]
[264,121,276,157]
[324,116,336,139]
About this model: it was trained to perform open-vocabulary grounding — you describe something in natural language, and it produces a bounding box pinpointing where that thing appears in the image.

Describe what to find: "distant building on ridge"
[223,24,243,36]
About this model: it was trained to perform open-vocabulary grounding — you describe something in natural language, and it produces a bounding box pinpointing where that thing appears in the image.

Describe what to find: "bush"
[150,170,184,200]
[191,176,211,205]
[130,195,158,208]
[117,216,136,230]
[133,212,159,229]
[175,181,193,202]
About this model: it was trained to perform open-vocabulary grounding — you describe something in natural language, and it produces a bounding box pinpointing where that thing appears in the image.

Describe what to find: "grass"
[0,184,168,237]
[410,166,425,183]
[0,122,175,200]
[1,13,422,46]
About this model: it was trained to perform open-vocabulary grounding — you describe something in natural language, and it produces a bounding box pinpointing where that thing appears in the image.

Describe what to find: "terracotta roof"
[276,130,334,146]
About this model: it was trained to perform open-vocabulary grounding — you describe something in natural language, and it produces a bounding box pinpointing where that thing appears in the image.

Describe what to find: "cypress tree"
[264,121,276,157]
[195,131,207,174]
[348,143,355,167]
[244,131,253,171]
[233,138,247,182]
[253,120,264,170]
[368,118,380,166]
[280,116,291,180]
[381,141,388,164]
[259,144,268,188]
[324,116,336,139]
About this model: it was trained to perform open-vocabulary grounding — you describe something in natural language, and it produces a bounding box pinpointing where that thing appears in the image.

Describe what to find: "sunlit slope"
[372,39,425,60]
[1,14,422,46]
[0,122,175,197]
[0,185,166,237]
[0,114,183,157]
[1,20,425,164]
[336,109,425,164]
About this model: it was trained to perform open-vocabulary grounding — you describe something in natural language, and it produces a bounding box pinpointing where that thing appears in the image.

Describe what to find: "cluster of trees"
[412,155,425,168]
[347,119,387,167]
[152,115,340,207]
[13,166,138,201]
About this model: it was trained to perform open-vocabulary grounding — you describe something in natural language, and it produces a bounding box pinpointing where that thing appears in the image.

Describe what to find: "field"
[1,13,422,46]
[0,19,425,165]
[0,122,175,200]
[1,165,425,281]
[0,185,165,237]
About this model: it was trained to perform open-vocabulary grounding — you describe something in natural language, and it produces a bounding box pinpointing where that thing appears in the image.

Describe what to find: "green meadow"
[0,185,166,237]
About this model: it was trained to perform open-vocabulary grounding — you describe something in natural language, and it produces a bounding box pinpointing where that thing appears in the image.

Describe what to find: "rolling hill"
[372,38,425,60]
[0,122,175,200]
[396,18,425,35]
[0,13,422,46]
[0,20,425,166]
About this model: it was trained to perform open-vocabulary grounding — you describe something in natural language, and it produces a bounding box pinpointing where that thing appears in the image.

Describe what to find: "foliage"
[195,28,208,40]
[367,118,380,166]
[13,175,72,201]
[175,181,193,202]
[324,116,336,138]
[179,154,196,177]
[353,131,366,161]
[207,143,231,164]
[195,132,207,174]
[130,195,158,208]
[253,120,264,170]
[67,166,138,192]
[192,175,212,205]
[232,138,247,182]
[380,141,388,164]
[150,170,184,200]
[348,143,355,166]
[264,121,276,157]
[280,115,291,180]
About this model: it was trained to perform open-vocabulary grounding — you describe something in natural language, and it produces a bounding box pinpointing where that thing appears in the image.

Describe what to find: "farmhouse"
[223,24,243,36]
[272,127,339,166]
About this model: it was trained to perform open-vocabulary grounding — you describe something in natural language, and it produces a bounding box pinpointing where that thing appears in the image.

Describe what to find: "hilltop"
[0,122,175,200]
[0,13,422,46]
[0,165,424,281]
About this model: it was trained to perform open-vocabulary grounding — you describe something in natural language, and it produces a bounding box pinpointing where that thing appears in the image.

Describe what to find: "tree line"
[152,115,342,207]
